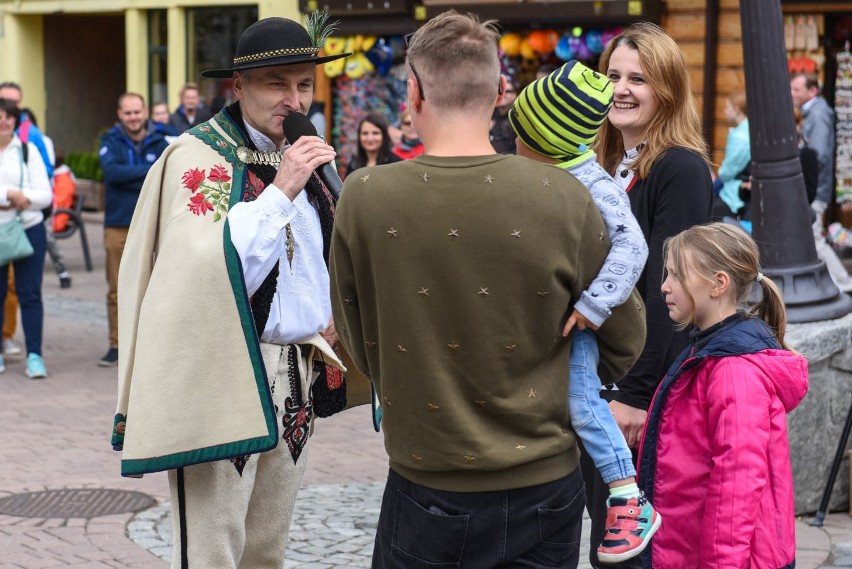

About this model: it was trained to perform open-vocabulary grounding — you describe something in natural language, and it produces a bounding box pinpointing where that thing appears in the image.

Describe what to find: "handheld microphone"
[283,112,342,203]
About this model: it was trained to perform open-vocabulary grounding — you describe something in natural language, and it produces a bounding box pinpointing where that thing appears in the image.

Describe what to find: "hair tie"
[756,272,764,283]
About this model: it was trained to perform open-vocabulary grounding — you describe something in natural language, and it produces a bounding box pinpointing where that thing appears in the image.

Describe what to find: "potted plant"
[66,151,104,211]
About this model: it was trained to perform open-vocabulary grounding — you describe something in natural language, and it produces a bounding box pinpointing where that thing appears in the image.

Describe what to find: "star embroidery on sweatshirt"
[542,178,551,188]
[412,453,423,464]
[382,396,392,407]
[360,174,370,183]
[505,344,517,352]
[448,229,460,238]
[475,399,486,408]
[418,287,430,297]
[427,402,440,412]
[537,291,550,298]
[599,231,605,240]
[387,227,399,237]
[510,230,522,239]
[516,443,527,451]
[616,224,627,233]
[365,340,377,348]
[477,287,490,297]
[420,172,430,183]
[397,345,407,354]
[344,296,355,305]
[484,174,494,184]
[527,388,537,398]
[448,341,460,351]
[464,454,476,464]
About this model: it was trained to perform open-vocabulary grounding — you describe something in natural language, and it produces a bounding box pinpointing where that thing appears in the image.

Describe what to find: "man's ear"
[408,75,422,112]
[496,75,508,107]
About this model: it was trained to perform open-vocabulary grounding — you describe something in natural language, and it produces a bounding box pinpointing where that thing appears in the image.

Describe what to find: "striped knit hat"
[509,60,613,162]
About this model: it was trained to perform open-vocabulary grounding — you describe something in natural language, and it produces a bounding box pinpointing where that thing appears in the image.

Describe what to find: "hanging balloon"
[555,34,575,62]
[361,35,377,52]
[345,52,374,79]
[366,39,394,77]
[575,35,593,61]
[601,28,623,50]
[586,29,604,55]
[527,30,552,55]
[572,26,584,38]
[323,36,349,78]
[500,33,523,57]
[519,37,540,62]
[567,36,584,61]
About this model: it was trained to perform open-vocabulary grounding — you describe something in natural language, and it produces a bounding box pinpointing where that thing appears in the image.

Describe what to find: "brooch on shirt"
[236,146,283,167]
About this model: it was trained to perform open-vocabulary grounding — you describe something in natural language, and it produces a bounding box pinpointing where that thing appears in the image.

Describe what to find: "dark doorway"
[44,14,126,156]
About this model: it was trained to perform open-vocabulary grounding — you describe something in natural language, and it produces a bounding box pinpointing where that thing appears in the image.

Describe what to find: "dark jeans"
[0,222,46,356]
[372,467,585,569]
[579,440,642,569]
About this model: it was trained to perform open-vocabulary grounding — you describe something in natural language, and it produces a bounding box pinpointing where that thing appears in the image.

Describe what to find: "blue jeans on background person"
[372,468,585,569]
[0,223,46,356]
[569,329,635,484]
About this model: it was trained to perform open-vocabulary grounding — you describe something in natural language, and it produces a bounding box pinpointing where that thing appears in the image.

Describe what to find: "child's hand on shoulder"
[562,309,598,337]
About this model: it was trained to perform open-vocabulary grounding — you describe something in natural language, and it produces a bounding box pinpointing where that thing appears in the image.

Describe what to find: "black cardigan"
[611,147,713,410]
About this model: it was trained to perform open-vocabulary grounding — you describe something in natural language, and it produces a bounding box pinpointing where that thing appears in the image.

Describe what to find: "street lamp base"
[766,262,852,323]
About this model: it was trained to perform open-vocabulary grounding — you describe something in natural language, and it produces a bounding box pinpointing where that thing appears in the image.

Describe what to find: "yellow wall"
[0,13,47,130]
[0,0,301,127]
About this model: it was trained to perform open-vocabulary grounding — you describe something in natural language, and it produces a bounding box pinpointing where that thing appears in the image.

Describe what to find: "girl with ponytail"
[637,222,806,569]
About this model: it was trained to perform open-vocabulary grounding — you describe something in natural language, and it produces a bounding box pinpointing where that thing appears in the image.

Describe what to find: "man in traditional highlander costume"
[112,15,348,568]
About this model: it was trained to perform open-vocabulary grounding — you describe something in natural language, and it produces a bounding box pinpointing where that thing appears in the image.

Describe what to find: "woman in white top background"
[0,97,52,378]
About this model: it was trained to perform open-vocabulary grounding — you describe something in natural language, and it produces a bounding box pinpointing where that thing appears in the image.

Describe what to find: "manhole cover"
[0,488,156,519]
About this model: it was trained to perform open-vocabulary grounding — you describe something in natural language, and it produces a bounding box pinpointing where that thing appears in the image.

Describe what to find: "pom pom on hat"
[509,60,613,161]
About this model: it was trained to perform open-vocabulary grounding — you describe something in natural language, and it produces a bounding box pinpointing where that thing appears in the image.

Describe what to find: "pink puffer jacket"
[638,316,808,569]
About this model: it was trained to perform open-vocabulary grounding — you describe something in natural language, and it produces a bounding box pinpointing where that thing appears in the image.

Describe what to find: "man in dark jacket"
[168,82,213,133]
[98,92,170,366]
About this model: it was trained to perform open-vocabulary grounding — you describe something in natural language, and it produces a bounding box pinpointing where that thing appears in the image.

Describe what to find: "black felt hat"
[202,16,350,78]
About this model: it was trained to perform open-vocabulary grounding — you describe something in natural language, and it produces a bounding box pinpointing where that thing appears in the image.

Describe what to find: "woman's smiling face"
[605,44,659,147]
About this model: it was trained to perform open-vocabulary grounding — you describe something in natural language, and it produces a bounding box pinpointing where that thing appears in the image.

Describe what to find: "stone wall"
[787,313,852,515]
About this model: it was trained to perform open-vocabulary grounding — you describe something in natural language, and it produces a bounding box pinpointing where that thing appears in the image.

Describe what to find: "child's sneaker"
[597,492,661,564]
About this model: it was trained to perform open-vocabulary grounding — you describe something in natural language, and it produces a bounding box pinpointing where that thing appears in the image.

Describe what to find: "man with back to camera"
[112,15,350,567]
[330,10,646,568]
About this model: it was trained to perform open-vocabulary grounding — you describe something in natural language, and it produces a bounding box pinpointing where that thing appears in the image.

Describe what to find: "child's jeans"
[569,329,636,485]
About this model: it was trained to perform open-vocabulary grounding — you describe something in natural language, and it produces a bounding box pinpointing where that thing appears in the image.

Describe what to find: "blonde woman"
[584,22,713,568]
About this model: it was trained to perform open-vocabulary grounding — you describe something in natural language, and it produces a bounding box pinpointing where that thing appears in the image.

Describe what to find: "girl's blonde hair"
[594,22,710,179]
[663,222,791,350]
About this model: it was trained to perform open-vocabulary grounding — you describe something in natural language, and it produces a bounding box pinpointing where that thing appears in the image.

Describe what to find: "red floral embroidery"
[244,170,266,201]
[188,193,214,216]
[180,165,231,221]
[209,164,231,183]
[182,168,205,192]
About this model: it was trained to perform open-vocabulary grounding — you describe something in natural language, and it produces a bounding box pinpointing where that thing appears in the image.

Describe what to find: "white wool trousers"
[168,342,315,569]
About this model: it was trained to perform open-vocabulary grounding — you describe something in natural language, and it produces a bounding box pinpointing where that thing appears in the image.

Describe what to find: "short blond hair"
[405,10,501,111]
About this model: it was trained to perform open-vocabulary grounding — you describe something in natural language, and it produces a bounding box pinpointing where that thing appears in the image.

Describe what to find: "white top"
[227,122,331,345]
[0,135,52,229]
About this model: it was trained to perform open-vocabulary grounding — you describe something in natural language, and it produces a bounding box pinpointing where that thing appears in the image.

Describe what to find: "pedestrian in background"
[345,112,400,177]
[0,98,52,378]
[150,101,170,126]
[712,91,750,220]
[642,222,805,569]
[168,82,212,133]
[585,21,713,569]
[97,92,170,367]
[390,107,424,160]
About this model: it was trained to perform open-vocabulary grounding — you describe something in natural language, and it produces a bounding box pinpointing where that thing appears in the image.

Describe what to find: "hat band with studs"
[233,47,320,65]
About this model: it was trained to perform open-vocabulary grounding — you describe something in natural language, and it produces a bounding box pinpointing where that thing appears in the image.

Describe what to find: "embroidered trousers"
[168,342,315,569]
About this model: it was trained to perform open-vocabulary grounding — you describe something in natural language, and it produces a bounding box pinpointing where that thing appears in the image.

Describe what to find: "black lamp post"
[740,0,852,322]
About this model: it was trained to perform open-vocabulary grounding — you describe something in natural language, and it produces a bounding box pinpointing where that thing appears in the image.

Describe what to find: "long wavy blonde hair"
[594,22,709,179]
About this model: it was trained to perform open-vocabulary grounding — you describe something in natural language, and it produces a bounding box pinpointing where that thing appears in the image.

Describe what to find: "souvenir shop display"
[835,45,852,204]
[325,34,408,171]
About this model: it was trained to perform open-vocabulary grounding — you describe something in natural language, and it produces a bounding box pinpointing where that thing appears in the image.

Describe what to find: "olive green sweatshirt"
[330,154,646,492]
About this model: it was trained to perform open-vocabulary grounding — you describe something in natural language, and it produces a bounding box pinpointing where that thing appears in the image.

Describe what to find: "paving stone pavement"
[1,213,851,568]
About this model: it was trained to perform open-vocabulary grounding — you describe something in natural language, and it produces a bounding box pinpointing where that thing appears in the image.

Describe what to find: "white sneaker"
[2,339,22,357]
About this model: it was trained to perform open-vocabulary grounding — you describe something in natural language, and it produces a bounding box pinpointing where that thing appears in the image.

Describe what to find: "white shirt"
[227,122,331,345]
[0,136,52,229]
[615,144,642,193]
